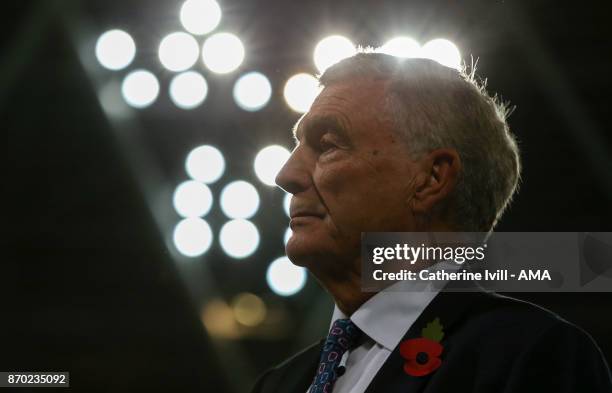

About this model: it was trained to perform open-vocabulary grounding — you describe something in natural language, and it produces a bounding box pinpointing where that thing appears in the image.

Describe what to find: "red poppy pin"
[399,317,444,377]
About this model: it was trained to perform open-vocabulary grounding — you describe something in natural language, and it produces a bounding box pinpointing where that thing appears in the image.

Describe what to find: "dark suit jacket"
[251,290,612,393]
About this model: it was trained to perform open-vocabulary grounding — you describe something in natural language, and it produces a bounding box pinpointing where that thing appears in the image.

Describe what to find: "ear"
[410,148,461,215]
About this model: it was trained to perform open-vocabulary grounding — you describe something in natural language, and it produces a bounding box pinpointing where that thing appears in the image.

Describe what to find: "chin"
[285,234,332,268]
[284,237,313,268]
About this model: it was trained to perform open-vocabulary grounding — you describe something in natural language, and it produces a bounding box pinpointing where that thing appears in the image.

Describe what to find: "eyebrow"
[293,115,349,143]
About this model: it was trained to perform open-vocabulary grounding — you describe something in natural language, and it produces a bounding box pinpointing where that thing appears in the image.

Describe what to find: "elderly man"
[252,53,612,393]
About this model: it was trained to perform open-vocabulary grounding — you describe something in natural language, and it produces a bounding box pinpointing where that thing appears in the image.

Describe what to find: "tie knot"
[326,318,362,351]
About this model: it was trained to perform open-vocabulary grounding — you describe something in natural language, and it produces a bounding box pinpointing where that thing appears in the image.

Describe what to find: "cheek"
[315,164,377,223]
[314,160,376,210]
[312,163,365,240]
[314,159,412,230]
[315,162,354,195]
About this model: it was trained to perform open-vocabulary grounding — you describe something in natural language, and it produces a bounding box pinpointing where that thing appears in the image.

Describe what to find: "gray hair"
[319,52,521,233]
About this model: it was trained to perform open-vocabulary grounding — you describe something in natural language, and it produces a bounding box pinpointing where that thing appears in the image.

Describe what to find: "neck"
[318,269,374,316]
[332,286,374,316]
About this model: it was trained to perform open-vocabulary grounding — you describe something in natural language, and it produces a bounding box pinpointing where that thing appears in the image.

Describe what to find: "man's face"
[275,78,423,278]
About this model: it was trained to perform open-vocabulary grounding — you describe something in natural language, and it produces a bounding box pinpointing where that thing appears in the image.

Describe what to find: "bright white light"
[283,193,291,217]
[233,72,272,111]
[95,29,136,71]
[313,35,356,73]
[202,32,245,74]
[121,70,159,108]
[266,256,307,296]
[378,36,421,58]
[173,180,213,218]
[219,219,260,259]
[173,217,213,257]
[185,145,225,184]
[159,32,199,72]
[169,71,208,109]
[283,227,292,245]
[180,0,221,36]
[254,145,290,186]
[220,180,260,219]
[283,73,320,113]
[421,39,462,69]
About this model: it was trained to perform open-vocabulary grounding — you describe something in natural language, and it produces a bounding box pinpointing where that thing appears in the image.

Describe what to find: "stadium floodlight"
[220,180,260,219]
[159,32,200,72]
[378,36,421,58]
[421,38,462,69]
[180,0,221,36]
[313,35,356,73]
[185,145,225,184]
[219,219,260,259]
[169,71,208,109]
[121,69,160,108]
[172,180,213,218]
[283,73,320,113]
[284,227,292,245]
[95,29,136,71]
[266,256,307,296]
[173,217,213,257]
[283,193,291,217]
[233,72,272,111]
[202,32,245,74]
[254,145,291,186]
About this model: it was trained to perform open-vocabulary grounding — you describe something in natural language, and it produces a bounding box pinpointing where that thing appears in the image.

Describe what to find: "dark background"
[2,0,611,392]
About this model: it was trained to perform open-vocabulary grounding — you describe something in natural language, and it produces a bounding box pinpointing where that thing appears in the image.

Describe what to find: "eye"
[318,134,338,153]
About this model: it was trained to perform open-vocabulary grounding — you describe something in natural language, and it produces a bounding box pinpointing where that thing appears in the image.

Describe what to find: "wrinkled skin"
[276,77,460,313]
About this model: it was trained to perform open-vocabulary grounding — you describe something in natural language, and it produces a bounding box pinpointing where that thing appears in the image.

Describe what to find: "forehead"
[293,79,388,141]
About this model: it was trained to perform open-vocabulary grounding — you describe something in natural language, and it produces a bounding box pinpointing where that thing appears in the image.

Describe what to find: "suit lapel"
[364,290,477,393]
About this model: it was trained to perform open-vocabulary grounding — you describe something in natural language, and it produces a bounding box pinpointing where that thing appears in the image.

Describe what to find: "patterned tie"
[310,318,363,393]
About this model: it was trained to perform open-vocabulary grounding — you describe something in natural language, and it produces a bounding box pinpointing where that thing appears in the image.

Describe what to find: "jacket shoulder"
[452,291,593,345]
[451,292,611,389]
[427,291,612,391]
[465,291,578,330]
[250,339,323,393]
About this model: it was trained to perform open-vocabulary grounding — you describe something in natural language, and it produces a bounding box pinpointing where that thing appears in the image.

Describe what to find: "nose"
[275,146,311,195]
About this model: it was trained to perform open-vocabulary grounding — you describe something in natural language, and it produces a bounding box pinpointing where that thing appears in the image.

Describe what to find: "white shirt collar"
[330,262,459,351]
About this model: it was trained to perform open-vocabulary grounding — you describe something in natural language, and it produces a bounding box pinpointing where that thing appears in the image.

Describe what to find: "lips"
[290,210,324,219]
[289,205,325,229]
[289,197,325,218]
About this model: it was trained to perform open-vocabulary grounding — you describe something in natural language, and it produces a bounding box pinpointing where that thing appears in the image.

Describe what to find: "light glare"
[180,0,221,35]
[185,145,225,184]
[284,227,292,245]
[233,72,272,111]
[173,217,213,257]
[254,145,291,186]
[95,29,136,70]
[202,32,245,74]
[159,32,200,72]
[378,36,421,58]
[169,71,208,109]
[121,70,159,108]
[220,180,260,219]
[313,35,356,73]
[219,219,260,259]
[283,73,320,113]
[266,256,307,296]
[283,193,291,217]
[421,39,462,69]
[173,180,213,218]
